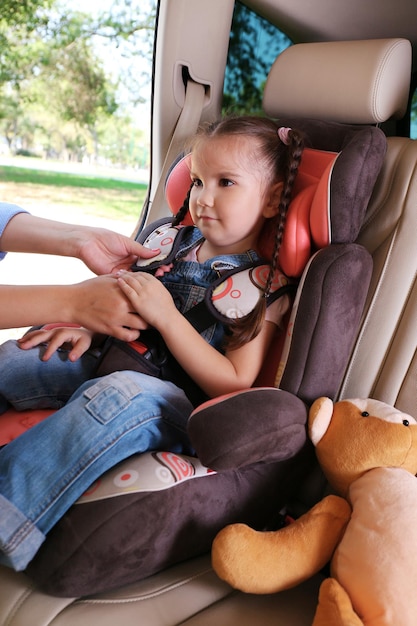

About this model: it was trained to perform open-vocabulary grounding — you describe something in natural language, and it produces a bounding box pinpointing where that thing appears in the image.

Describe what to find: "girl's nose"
[197,187,214,207]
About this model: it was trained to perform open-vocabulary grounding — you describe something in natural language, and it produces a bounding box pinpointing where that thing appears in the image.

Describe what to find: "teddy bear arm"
[212,494,351,595]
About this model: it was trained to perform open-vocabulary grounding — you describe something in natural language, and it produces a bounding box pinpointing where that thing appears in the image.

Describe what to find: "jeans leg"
[0,371,194,571]
[0,340,98,414]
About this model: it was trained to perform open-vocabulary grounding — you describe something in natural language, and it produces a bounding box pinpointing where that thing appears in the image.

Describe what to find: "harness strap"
[184,283,295,333]
[133,217,194,272]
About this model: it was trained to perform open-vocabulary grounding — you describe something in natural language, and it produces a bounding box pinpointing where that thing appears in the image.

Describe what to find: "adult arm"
[0,275,148,340]
[0,212,159,274]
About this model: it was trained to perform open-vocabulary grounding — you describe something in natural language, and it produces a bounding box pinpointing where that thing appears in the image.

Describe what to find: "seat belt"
[145,79,206,225]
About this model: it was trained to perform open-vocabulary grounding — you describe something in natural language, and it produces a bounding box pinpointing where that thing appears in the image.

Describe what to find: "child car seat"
[0,36,412,626]
[0,138,378,596]
[1,121,379,597]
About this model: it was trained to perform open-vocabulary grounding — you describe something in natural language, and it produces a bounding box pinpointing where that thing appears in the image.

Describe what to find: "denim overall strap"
[175,226,260,270]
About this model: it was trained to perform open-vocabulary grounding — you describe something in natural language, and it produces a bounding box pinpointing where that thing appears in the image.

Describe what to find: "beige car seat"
[0,38,414,626]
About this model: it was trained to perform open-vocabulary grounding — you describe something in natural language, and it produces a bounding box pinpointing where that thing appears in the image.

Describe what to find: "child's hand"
[18,327,94,362]
[117,271,177,329]
[154,263,173,277]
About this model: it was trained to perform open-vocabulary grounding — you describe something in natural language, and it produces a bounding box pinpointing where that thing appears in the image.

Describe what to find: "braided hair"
[173,115,304,349]
[172,183,193,226]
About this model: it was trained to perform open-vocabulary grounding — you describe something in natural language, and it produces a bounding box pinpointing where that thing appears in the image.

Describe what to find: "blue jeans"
[0,339,99,414]
[0,370,194,571]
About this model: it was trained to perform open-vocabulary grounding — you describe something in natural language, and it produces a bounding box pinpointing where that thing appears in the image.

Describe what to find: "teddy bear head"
[308,397,417,497]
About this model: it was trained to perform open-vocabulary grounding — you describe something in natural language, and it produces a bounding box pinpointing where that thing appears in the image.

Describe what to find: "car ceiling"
[245,0,417,69]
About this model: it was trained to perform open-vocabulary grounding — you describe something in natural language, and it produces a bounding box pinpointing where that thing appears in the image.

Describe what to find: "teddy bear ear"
[309,397,333,446]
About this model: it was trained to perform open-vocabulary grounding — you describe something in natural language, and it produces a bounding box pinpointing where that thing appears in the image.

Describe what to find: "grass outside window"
[0,163,148,223]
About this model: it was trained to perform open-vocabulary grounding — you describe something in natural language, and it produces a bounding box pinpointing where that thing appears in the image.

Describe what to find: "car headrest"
[165,118,386,277]
[263,39,412,124]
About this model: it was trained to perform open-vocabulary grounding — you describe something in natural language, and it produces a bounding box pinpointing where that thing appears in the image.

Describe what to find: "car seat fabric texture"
[18,119,384,597]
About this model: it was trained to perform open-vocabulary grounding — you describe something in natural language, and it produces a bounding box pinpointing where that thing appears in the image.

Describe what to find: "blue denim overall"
[160,226,260,347]
[0,227,260,571]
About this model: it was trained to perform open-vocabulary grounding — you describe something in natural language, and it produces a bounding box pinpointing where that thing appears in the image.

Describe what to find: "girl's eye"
[219,178,233,187]
[192,178,202,187]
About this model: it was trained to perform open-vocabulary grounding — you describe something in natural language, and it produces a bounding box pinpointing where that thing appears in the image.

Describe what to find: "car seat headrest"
[165,120,386,277]
[263,39,412,124]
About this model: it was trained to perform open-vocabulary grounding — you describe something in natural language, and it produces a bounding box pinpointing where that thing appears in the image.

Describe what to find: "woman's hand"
[18,326,95,362]
[75,227,160,274]
[65,274,150,340]
[0,213,161,274]
[0,275,150,336]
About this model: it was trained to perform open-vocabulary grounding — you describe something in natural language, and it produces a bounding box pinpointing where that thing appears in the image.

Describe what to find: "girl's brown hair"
[172,115,304,350]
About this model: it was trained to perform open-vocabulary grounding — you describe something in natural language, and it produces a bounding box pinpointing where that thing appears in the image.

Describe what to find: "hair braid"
[264,128,304,297]
[171,182,193,226]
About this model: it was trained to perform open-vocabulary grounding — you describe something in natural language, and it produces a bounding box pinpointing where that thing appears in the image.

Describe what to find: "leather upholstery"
[263,38,411,123]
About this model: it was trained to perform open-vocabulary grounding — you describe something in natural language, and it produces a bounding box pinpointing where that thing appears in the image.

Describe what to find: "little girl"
[0,115,304,571]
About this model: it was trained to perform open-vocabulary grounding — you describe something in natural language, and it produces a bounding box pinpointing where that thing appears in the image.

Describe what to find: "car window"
[223,1,291,115]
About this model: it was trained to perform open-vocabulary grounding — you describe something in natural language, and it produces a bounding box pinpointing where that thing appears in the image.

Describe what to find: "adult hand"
[0,213,161,274]
[76,227,160,274]
[67,275,150,341]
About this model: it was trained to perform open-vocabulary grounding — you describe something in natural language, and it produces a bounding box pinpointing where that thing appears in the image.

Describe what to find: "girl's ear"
[263,182,283,218]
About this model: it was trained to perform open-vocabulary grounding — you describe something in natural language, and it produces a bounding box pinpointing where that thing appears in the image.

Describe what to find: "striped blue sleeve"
[0,203,29,260]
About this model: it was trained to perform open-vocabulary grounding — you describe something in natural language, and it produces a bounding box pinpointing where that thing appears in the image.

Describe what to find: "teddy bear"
[211,397,417,626]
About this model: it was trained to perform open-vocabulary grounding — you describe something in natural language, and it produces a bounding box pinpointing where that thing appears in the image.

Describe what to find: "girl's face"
[189,135,281,258]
